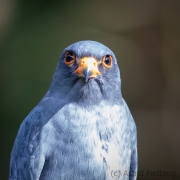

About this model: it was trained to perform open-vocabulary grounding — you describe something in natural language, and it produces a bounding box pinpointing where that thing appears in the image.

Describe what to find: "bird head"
[49,41,122,104]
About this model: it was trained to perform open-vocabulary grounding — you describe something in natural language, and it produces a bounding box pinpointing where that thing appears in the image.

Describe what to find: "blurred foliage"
[1,0,180,179]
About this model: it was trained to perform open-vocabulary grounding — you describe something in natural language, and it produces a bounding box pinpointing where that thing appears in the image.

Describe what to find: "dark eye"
[64,52,75,66]
[102,55,112,68]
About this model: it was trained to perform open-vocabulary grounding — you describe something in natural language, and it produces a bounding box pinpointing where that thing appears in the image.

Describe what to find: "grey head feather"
[49,40,122,105]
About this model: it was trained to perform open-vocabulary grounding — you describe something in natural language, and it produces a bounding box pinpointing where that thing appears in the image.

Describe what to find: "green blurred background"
[1,0,180,179]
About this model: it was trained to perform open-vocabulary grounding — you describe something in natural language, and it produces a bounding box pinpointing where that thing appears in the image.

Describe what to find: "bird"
[9,40,137,180]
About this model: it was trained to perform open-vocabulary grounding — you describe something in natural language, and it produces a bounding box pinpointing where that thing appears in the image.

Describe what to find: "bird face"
[60,41,118,83]
[50,41,121,103]
[64,51,113,82]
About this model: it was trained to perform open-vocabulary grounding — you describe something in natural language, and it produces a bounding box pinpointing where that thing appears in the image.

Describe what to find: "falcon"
[9,40,137,180]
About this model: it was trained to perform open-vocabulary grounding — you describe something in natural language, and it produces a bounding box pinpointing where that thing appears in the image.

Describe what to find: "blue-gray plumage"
[9,40,137,180]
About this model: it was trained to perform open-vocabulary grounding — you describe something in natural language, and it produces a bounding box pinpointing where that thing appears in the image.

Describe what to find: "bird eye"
[102,55,112,68]
[64,52,75,66]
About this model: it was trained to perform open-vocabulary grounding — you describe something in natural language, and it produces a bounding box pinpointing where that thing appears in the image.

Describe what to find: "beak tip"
[83,70,92,82]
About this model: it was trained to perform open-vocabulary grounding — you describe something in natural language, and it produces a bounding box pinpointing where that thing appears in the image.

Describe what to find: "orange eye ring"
[64,52,75,66]
[102,55,112,68]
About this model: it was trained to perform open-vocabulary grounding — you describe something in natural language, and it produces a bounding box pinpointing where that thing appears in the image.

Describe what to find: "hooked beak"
[74,57,101,82]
